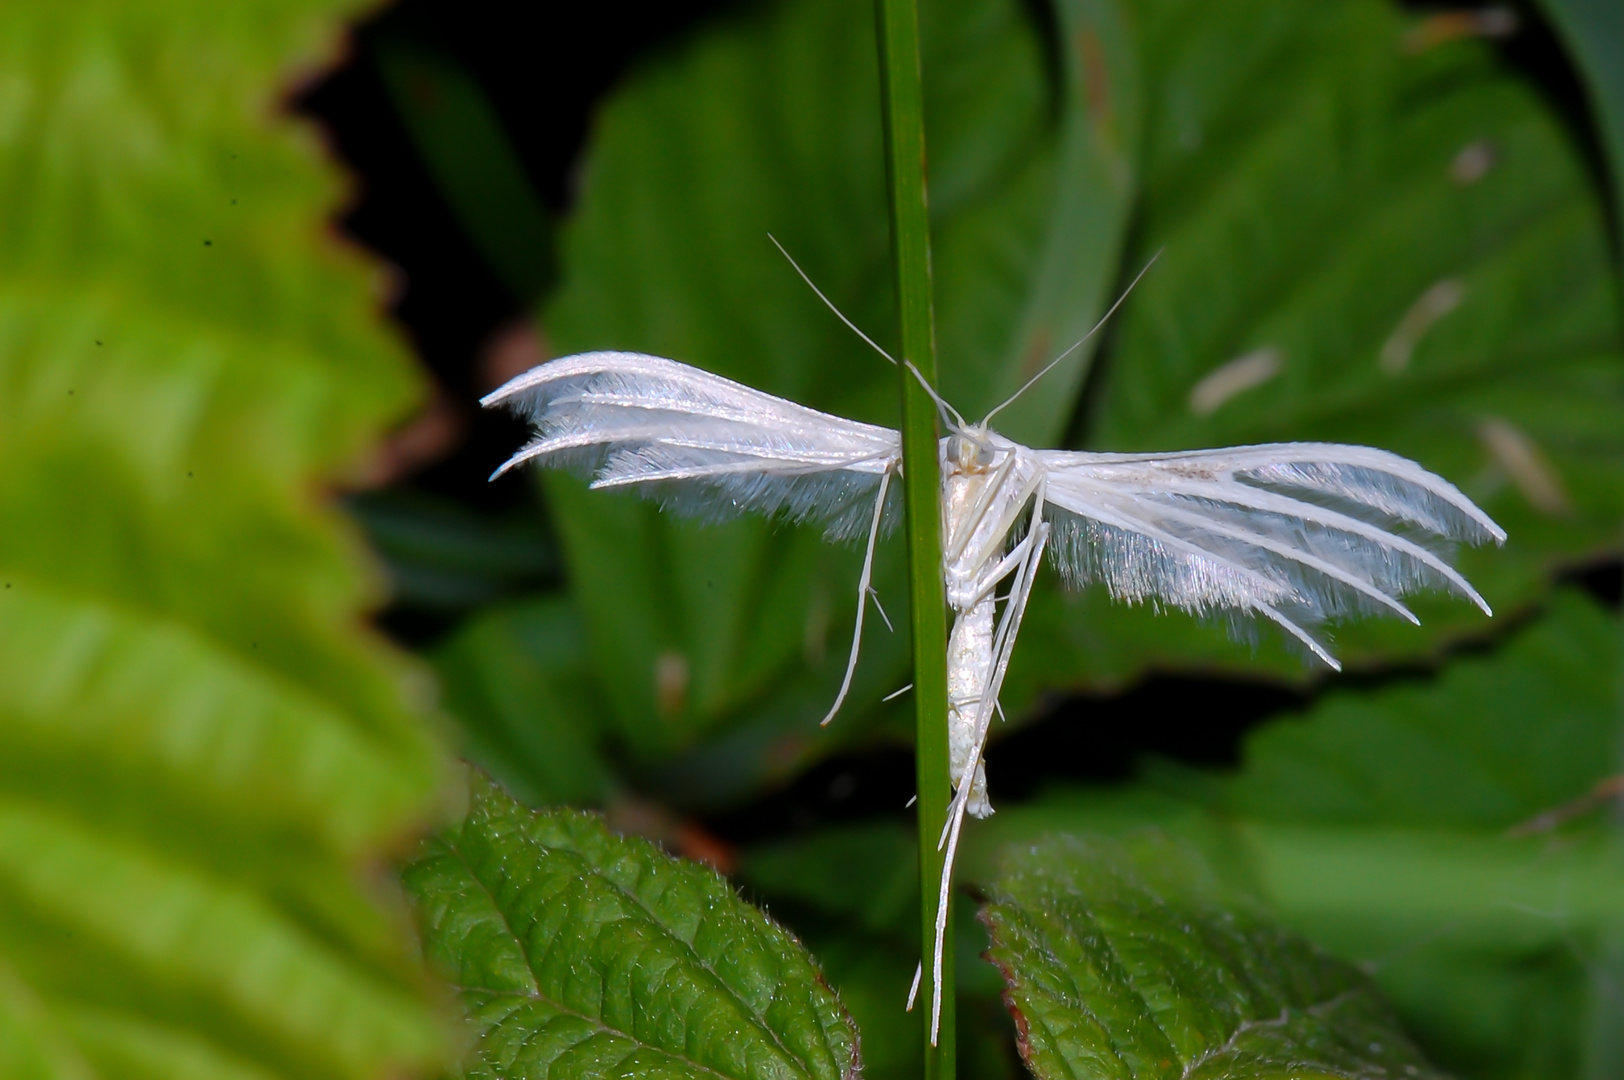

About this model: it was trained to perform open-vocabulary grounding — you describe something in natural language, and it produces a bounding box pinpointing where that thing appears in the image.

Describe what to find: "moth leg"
[970,487,1050,761]
[821,470,892,726]
[929,776,968,1046]
[967,527,1041,604]
[930,488,1051,1045]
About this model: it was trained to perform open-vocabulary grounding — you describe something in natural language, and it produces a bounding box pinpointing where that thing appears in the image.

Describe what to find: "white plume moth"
[483,265,1504,1043]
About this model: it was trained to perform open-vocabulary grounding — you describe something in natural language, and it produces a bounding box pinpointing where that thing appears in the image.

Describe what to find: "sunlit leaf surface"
[0,3,451,1076]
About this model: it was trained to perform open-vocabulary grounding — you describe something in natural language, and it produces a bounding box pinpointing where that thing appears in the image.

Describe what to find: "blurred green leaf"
[1014,0,1624,696]
[373,30,556,302]
[535,0,1136,803]
[510,0,1623,814]
[433,596,612,806]
[1224,591,1621,830]
[348,488,557,614]
[1236,822,1624,1068]
[0,3,452,1077]
[403,771,860,1080]
[1530,0,1624,257]
[743,820,919,936]
[981,832,1444,1080]
[1220,589,1624,1080]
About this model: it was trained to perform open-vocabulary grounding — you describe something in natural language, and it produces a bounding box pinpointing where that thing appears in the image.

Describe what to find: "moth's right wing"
[1036,442,1505,667]
[484,352,902,539]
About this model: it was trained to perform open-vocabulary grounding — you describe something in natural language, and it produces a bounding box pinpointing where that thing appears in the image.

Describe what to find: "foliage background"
[311,0,1624,1075]
[0,0,1619,1077]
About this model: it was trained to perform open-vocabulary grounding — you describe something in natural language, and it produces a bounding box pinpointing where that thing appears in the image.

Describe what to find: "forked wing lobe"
[484,352,902,540]
[1037,443,1504,668]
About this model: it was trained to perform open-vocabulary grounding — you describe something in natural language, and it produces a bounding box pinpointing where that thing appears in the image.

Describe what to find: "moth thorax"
[942,469,987,585]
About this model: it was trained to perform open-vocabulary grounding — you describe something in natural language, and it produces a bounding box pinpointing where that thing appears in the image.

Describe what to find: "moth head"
[946,429,997,472]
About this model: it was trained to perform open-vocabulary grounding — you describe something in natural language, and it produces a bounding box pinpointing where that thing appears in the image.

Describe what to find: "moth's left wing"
[484,352,902,539]
[1037,442,1504,667]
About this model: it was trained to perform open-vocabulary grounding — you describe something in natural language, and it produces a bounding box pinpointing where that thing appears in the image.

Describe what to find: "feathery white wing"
[1038,442,1505,668]
[483,352,902,539]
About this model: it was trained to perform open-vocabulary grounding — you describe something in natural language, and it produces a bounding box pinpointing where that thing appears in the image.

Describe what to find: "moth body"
[941,430,1042,819]
[945,587,995,816]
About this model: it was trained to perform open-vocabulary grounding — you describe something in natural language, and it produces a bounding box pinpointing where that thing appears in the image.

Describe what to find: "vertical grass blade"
[871,0,953,1076]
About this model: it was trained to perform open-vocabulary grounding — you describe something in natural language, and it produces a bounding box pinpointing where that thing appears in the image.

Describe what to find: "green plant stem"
[871,0,954,1076]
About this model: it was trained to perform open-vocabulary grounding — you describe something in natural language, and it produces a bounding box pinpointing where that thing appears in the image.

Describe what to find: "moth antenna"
[768,234,969,432]
[904,359,967,431]
[981,248,1164,426]
[768,234,898,367]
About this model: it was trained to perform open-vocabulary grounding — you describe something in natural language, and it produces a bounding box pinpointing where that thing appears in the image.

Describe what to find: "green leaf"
[989,591,1624,1078]
[742,821,920,937]
[1530,0,1624,257]
[0,3,451,1077]
[738,591,1624,1077]
[432,596,612,807]
[1218,590,1624,1080]
[1025,0,1624,691]
[348,489,558,616]
[403,771,860,1080]
[372,28,556,302]
[1234,835,1624,1077]
[981,832,1445,1080]
[1224,590,1622,830]
[534,0,1136,802]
